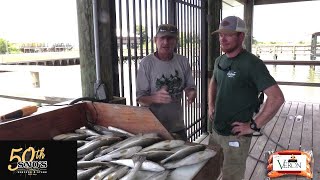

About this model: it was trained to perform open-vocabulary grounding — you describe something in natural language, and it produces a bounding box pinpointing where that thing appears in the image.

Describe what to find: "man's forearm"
[208,78,217,108]
[255,85,284,128]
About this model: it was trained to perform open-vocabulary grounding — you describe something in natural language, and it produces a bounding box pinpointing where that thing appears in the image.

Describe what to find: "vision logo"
[266,150,313,179]
[7,146,48,176]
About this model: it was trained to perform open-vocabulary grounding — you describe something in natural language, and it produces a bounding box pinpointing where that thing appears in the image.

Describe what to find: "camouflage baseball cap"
[156,24,178,37]
[212,16,246,34]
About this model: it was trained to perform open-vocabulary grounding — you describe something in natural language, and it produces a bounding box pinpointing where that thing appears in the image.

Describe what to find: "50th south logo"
[7,146,48,176]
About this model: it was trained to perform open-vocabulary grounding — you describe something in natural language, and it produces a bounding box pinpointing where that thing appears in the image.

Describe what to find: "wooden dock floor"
[197,101,320,180]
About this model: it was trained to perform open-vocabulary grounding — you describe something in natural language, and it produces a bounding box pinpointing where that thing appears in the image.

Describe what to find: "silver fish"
[96,133,159,157]
[163,148,216,169]
[77,140,88,147]
[80,148,104,161]
[90,166,118,180]
[77,137,122,156]
[110,159,165,172]
[160,144,206,164]
[142,170,170,180]
[85,134,116,141]
[135,150,174,162]
[77,161,112,169]
[77,166,101,180]
[75,128,101,136]
[140,140,185,152]
[92,146,142,162]
[108,126,135,137]
[102,166,129,180]
[120,156,146,180]
[53,133,89,141]
[107,137,161,155]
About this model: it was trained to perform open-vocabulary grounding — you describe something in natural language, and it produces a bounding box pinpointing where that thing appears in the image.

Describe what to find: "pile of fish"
[53,124,216,180]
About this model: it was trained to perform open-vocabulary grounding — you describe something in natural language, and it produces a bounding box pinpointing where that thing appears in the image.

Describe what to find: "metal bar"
[118,0,125,97]
[160,0,163,24]
[139,0,143,59]
[125,0,133,105]
[150,0,154,52]
[144,0,149,55]
[133,0,138,78]
[174,0,202,8]
[200,0,208,133]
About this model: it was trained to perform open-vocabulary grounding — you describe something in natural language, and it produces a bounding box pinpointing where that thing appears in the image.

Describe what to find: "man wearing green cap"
[136,24,196,141]
[208,16,284,179]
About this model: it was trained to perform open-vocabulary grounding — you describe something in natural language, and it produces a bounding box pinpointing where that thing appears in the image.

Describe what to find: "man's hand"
[231,121,255,138]
[185,88,196,104]
[151,86,172,104]
[208,106,215,122]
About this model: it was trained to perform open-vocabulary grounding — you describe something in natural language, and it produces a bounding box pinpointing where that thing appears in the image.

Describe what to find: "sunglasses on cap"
[157,25,178,33]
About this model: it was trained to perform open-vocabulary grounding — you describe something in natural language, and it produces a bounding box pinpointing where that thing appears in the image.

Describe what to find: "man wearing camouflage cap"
[136,24,196,141]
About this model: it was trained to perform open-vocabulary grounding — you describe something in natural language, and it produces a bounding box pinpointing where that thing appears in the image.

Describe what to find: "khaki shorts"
[209,130,252,180]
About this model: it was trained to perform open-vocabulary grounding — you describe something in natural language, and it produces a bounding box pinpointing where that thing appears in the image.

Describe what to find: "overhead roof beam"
[255,0,315,5]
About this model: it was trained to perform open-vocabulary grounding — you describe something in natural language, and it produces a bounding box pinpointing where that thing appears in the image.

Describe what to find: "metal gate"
[114,0,208,141]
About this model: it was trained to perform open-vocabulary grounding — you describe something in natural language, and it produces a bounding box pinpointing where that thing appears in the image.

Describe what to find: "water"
[0,57,319,116]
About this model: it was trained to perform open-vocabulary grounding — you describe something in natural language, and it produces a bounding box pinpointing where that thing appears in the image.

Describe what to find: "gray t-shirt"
[136,53,196,132]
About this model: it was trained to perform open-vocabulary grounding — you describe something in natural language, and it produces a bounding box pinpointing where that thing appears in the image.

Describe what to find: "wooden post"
[244,0,254,52]
[76,0,118,101]
[30,72,40,88]
[207,0,221,78]
[206,0,221,133]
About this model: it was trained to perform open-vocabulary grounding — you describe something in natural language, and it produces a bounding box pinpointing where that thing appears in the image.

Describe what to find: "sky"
[224,0,320,43]
[0,0,79,45]
[0,0,320,45]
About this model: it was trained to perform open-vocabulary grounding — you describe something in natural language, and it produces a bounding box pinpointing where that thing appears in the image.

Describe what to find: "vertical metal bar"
[133,0,138,81]
[118,0,125,97]
[155,0,159,27]
[165,0,168,23]
[144,0,149,55]
[139,0,143,59]
[195,0,199,137]
[160,0,163,24]
[201,0,208,133]
[150,0,154,52]
[177,3,180,54]
[125,0,133,105]
[168,0,176,25]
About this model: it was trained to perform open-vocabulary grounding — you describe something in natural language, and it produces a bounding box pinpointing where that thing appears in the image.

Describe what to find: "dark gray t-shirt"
[136,53,196,132]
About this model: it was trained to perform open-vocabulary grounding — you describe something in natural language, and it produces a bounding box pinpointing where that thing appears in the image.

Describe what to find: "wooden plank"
[297,104,313,180]
[247,102,291,180]
[313,104,320,180]
[0,103,87,140]
[245,102,285,179]
[85,102,174,140]
[271,102,299,180]
[277,103,305,180]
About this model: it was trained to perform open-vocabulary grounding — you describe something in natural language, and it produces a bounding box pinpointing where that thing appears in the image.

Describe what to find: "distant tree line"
[0,38,20,54]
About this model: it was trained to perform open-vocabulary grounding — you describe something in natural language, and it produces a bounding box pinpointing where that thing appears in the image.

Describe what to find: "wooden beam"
[76,0,115,101]
[263,60,320,65]
[255,0,315,5]
[244,0,254,52]
[277,81,320,87]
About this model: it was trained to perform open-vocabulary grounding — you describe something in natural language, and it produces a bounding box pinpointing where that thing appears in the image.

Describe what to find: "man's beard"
[221,44,239,53]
